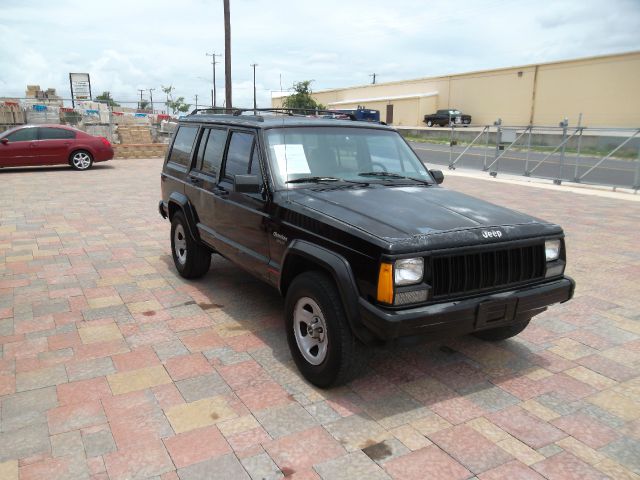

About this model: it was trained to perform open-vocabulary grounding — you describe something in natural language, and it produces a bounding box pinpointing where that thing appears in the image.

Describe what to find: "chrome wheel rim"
[174,224,187,265]
[72,152,91,169]
[293,297,328,365]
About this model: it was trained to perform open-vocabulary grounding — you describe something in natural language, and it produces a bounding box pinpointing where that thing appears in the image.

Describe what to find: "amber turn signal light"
[377,262,394,304]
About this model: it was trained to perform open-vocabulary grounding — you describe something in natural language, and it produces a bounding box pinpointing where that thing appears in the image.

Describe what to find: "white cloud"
[0,0,638,109]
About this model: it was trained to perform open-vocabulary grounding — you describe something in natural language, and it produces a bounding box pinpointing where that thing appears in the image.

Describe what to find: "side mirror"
[430,169,444,184]
[234,174,262,194]
[0,138,8,145]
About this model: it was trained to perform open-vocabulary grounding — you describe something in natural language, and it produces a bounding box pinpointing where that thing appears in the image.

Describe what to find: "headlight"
[394,258,424,285]
[545,239,561,262]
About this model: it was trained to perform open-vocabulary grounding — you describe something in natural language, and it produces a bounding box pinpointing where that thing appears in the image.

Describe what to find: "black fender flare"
[167,192,201,242]
[279,240,374,344]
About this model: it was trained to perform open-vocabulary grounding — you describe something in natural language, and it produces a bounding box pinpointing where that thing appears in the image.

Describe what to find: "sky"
[1,0,639,111]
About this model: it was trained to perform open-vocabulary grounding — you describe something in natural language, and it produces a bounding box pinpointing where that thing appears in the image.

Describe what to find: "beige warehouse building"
[272,51,640,128]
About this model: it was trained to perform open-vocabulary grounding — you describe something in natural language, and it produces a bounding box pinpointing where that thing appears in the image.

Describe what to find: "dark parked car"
[424,109,472,127]
[0,124,114,170]
[159,109,574,387]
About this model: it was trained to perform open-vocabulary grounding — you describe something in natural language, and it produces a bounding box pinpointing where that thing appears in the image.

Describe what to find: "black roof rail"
[187,107,357,120]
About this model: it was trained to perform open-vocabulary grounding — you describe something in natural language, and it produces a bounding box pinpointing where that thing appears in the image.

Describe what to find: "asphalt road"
[409,142,639,189]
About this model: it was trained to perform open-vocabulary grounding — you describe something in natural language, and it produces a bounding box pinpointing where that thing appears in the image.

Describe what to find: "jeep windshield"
[264,126,433,188]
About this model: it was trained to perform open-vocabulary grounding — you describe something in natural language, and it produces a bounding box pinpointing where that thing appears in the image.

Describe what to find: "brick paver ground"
[0,158,639,480]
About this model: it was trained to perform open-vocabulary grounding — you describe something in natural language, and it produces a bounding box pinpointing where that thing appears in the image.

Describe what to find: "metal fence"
[403,120,640,191]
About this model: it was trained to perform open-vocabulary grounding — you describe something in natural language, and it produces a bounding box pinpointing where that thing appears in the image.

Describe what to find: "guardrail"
[403,120,640,191]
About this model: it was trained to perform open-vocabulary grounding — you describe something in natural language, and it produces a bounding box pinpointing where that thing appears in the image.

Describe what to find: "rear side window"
[169,126,198,167]
[5,128,38,142]
[224,131,255,178]
[39,127,75,139]
[199,128,227,175]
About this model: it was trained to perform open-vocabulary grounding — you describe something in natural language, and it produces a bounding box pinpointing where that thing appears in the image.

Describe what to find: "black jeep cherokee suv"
[159,110,574,387]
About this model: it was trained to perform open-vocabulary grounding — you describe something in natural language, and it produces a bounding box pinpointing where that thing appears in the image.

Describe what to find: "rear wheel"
[70,150,93,170]
[285,271,367,388]
[473,320,530,341]
[170,211,211,279]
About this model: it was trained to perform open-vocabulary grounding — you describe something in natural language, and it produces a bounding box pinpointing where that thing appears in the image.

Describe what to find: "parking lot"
[1,158,639,480]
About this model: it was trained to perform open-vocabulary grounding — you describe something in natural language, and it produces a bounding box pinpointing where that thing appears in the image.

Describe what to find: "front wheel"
[170,211,211,279]
[285,271,367,388]
[473,320,530,341]
[426,120,434,127]
[70,150,93,170]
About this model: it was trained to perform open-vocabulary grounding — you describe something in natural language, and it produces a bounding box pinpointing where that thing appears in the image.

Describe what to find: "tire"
[285,271,367,388]
[70,150,93,170]
[170,211,211,279]
[426,120,434,127]
[473,320,530,341]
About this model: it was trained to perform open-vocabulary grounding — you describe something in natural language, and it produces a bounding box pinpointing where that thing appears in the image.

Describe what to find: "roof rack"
[188,107,357,120]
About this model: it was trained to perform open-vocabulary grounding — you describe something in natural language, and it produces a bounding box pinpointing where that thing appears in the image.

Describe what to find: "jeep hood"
[289,185,560,250]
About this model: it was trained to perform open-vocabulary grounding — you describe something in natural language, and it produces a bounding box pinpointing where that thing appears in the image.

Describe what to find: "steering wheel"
[371,162,388,172]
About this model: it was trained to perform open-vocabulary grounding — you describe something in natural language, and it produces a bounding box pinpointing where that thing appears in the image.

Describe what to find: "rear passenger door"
[213,129,270,279]
[163,125,199,196]
[184,127,227,249]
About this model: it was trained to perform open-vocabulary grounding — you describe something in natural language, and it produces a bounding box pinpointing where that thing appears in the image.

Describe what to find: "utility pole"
[223,0,232,111]
[137,89,145,109]
[206,52,221,108]
[148,88,155,113]
[369,73,377,84]
[250,63,258,113]
[194,94,199,110]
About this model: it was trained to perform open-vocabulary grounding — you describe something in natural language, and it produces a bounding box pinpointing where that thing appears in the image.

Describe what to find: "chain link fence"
[401,120,640,191]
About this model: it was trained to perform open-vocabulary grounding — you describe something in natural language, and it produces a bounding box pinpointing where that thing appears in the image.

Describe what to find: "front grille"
[431,243,545,298]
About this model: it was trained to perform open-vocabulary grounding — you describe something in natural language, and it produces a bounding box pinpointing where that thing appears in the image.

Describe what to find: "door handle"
[213,188,229,197]
[188,176,201,184]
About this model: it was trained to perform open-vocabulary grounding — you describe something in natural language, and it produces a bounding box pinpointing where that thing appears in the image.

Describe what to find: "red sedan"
[0,124,114,170]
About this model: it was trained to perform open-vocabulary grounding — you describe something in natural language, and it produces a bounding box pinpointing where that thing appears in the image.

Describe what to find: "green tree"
[166,96,192,115]
[139,100,151,111]
[282,80,325,112]
[95,91,120,107]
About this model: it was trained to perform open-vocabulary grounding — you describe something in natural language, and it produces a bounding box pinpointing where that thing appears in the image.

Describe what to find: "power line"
[206,52,222,107]
[369,73,377,84]
[137,89,145,109]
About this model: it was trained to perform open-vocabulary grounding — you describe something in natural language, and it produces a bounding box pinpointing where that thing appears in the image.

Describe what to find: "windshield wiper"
[286,176,341,184]
[357,171,431,185]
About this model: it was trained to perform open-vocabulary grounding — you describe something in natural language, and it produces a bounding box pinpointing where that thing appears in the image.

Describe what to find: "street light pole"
[148,88,155,113]
[137,89,145,110]
[206,52,221,107]
[250,63,258,113]
[223,0,232,111]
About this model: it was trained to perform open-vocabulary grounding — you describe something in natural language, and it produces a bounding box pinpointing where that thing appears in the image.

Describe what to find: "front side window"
[224,131,255,178]
[5,128,38,142]
[265,127,431,188]
[169,126,198,167]
[39,127,76,140]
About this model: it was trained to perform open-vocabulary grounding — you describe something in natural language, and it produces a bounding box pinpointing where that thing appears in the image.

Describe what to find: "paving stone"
[0,386,58,433]
[240,452,283,480]
[0,423,51,462]
[165,396,237,434]
[15,364,68,392]
[361,392,431,429]
[324,414,391,452]
[175,372,231,402]
[107,365,172,395]
[384,445,471,480]
[599,437,640,474]
[304,401,342,425]
[51,430,84,458]
[47,400,107,435]
[0,460,18,480]
[153,339,190,361]
[255,403,317,439]
[315,450,390,480]
[489,406,567,449]
[82,425,117,458]
[164,425,231,469]
[177,453,250,480]
[532,451,608,480]
[362,438,410,466]
[463,382,521,412]
[65,357,116,382]
[104,439,174,480]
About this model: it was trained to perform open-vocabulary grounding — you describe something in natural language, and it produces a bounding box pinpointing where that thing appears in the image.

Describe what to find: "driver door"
[0,127,38,167]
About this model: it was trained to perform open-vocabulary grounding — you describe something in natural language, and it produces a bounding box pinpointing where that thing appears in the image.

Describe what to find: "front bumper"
[358,276,574,341]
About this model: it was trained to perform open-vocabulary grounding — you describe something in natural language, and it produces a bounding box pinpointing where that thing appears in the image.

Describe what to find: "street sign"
[69,73,92,106]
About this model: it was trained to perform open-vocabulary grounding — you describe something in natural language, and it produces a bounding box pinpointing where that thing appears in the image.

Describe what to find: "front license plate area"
[476,298,517,329]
